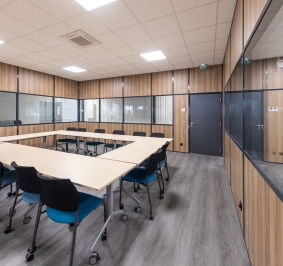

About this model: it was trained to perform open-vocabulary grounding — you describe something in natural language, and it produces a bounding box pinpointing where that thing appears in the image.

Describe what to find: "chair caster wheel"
[166,178,169,181]
[23,216,32,224]
[101,233,107,241]
[161,189,164,194]
[149,215,154,220]
[7,192,12,197]
[12,192,16,196]
[26,253,34,262]
[135,205,142,213]
[120,204,124,210]
[159,194,164,199]
[89,252,100,265]
[68,223,74,232]
[8,209,16,217]
[27,245,36,253]
[134,188,137,192]
[122,214,128,221]
[4,226,11,234]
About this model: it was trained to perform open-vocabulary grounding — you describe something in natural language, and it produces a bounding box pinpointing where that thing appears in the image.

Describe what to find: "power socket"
[180,143,183,146]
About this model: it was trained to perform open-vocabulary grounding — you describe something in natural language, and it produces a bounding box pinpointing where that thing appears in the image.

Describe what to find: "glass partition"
[124,97,151,124]
[55,98,78,122]
[153,95,173,125]
[0,91,16,126]
[101,98,123,123]
[80,99,99,122]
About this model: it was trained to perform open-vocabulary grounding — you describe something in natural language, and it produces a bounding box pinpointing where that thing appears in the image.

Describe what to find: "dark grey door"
[190,93,222,156]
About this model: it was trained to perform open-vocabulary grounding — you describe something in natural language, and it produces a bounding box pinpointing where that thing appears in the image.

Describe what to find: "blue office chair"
[86,129,106,156]
[56,127,77,151]
[119,149,162,220]
[26,173,107,266]
[0,162,17,197]
[104,130,125,152]
[4,162,42,234]
[63,128,87,154]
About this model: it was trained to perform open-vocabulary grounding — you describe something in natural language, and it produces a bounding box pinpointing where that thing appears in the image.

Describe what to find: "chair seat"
[57,138,75,143]
[46,192,104,224]
[140,160,165,169]
[65,139,77,144]
[105,143,123,149]
[122,168,156,185]
[22,192,40,204]
[3,166,10,173]
[1,170,17,187]
[86,141,104,146]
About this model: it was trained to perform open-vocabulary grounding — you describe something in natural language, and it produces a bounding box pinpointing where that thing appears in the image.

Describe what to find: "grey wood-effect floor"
[0,148,250,266]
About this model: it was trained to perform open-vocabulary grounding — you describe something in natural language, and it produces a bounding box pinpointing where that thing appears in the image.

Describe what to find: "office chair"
[104,130,125,152]
[133,131,146,137]
[150,132,165,138]
[56,127,77,151]
[86,129,106,156]
[119,149,162,220]
[26,173,108,266]
[0,162,17,198]
[4,162,42,234]
[69,128,87,154]
[158,141,170,182]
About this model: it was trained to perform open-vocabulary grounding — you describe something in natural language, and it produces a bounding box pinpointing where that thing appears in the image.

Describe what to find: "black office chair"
[0,162,17,198]
[4,162,42,234]
[67,128,86,154]
[26,173,107,265]
[133,131,146,137]
[86,129,106,156]
[119,149,162,220]
[158,141,170,182]
[151,132,165,138]
[56,127,77,151]
[104,130,125,152]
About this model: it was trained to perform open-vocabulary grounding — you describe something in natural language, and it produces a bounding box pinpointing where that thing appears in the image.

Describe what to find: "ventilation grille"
[60,30,101,48]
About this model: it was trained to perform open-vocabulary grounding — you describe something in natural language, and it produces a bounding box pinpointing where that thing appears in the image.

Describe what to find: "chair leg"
[70,212,78,266]
[66,143,69,152]
[133,182,137,192]
[146,183,153,220]
[4,185,19,234]
[156,172,163,199]
[119,179,124,209]
[165,161,170,181]
[159,170,165,194]
[96,146,98,156]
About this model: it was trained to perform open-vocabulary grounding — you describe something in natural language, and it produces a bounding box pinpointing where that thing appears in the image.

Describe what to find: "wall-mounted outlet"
[180,143,183,146]
[279,152,283,156]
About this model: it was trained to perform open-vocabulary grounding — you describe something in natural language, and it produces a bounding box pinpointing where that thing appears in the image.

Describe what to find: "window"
[101,98,123,123]
[124,97,151,124]
[0,91,16,126]
[80,99,99,122]
[153,95,173,125]
[19,94,53,125]
[55,98,78,122]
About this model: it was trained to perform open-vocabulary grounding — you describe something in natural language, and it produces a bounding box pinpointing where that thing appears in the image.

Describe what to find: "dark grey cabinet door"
[190,93,222,156]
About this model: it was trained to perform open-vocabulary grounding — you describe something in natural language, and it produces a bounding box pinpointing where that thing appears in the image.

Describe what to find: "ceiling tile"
[117,64,137,71]
[36,63,58,70]
[171,0,217,12]
[38,49,68,60]
[9,37,47,52]
[130,40,159,54]
[3,59,30,67]
[0,43,31,55]
[215,38,228,50]
[173,62,193,69]
[192,59,214,67]
[25,53,53,63]
[190,51,214,61]
[0,0,13,8]
[214,57,224,64]
[169,55,191,64]
[105,58,128,67]
[142,15,180,38]
[0,28,18,42]
[125,69,144,75]
[156,65,175,71]
[124,54,148,64]
[25,31,65,48]
[0,49,18,59]
[90,61,113,69]
[150,59,172,67]
[64,13,109,36]
[46,60,68,68]
[132,62,154,69]
[82,45,105,53]
[90,69,109,75]
[218,0,237,24]
[162,46,188,58]
[91,1,139,30]
[215,49,225,58]
[60,57,84,65]
[90,50,117,60]
[53,44,85,57]
[141,67,159,73]
[96,32,125,49]
[115,24,151,44]
[28,0,86,20]
[187,41,214,54]
[0,11,36,35]
[74,54,100,64]
[216,22,231,39]
[42,22,75,38]
[103,66,123,73]
[10,56,40,65]
[108,45,137,57]
[177,3,217,31]
[269,39,283,51]
[124,0,173,22]
[154,33,185,49]
[183,26,216,44]
[111,71,128,76]
[2,0,58,29]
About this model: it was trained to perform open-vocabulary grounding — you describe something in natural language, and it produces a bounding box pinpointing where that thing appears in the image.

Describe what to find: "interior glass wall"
[80,99,99,122]
[0,91,16,126]
[153,95,173,125]
[55,98,78,122]
[101,98,123,123]
[124,97,151,124]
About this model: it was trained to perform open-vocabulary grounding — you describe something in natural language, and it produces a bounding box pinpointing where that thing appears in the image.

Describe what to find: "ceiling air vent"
[60,30,101,48]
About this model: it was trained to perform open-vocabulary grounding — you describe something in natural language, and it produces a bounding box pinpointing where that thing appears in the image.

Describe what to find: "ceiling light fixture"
[63,66,86,73]
[75,0,117,11]
[0,40,4,44]
[140,51,166,62]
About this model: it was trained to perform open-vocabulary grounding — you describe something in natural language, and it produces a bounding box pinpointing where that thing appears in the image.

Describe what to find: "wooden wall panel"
[79,80,99,99]
[263,57,283,90]
[19,68,54,96]
[190,65,222,93]
[230,0,243,74]
[231,63,243,91]
[100,77,122,98]
[152,71,172,95]
[224,132,231,181]
[124,124,151,137]
[174,95,188,152]
[244,157,283,266]
[230,140,243,228]
[0,63,17,92]
[152,125,173,151]
[245,59,263,90]
[124,74,151,97]
[55,77,78,99]
[174,69,188,94]
[224,37,231,87]
[244,0,268,47]
[18,124,54,147]
[55,122,78,141]
[100,123,123,143]
[0,126,17,137]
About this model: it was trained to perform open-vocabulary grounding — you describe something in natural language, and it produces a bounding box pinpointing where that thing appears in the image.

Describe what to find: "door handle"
[190,122,196,127]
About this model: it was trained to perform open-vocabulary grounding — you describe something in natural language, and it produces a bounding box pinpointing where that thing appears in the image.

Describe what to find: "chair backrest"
[37,172,78,212]
[11,161,41,194]
[67,127,77,131]
[113,130,125,135]
[159,141,170,162]
[151,132,164,138]
[133,131,146,137]
[0,162,4,178]
[77,128,86,132]
[145,149,162,176]
[95,129,105,133]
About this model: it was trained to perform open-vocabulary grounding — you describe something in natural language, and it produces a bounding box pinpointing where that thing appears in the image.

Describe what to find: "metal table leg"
[113,140,117,149]
[106,183,126,219]
[43,136,47,149]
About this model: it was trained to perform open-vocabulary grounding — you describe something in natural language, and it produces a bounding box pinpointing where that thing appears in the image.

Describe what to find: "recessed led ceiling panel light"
[140,51,166,62]
[75,0,117,11]
[63,66,86,73]
[0,40,4,44]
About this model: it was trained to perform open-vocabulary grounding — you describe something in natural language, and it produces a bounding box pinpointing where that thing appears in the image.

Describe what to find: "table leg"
[113,140,117,149]
[43,136,47,149]
[106,183,125,219]
[76,137,80,154]
[84,137,87,154]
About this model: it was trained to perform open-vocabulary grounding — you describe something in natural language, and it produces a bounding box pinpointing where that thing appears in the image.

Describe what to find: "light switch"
[181,108,186,112]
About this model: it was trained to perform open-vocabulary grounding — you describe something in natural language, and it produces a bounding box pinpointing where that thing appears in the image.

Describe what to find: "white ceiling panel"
[177,3,217,32]
[218,0,237,24]
[173,62,193,69]
[25,53,53,63]
[53,44,85,57]
[35,63,58,70]
[105,58,128,67]
[192,59,214,67]
[3,58,30,67]
[9,37,47,52]
[0,28,18,42]
[162,46,188,58]
[74,54,100,64]
[45,60,68,68]
[154,33,185,49]
[0,49,18,59]
[183,26,216,45]
[108,45,137,57]
[190,51,214,61]
[187,41,215,54]
[125,69,145,75]
[90,50,117,60]
[132,62,154,69]
[0,0,13,8]
[171,0,217,12]
[103,66,123,73]
[142,67,159,73]
[43,23,75,38]
[214,57,224,64]
[156,65,175,71]
[0,43,31,55]
[60,57,84,65]
[2,0,58,29]
[216,38,228,50]
[123,54,147,64]
[117,64,137,71]
[142,15,180,38]
[216,22,231,39]
[25,31,65,48]
[90,69,108,75]
[90,61,113,69]
[130,40,159,54]
[150,59,172,67]
[215,49,225,58]
[115,24,151,44]
[96,32,125,49]
[169,55,192,64]
[38,49,68,60]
